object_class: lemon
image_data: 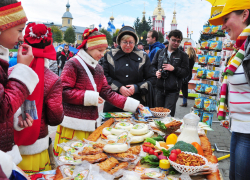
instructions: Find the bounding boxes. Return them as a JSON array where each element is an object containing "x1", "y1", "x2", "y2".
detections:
[{"x1": 166, "y1": 134, "x2": 178, "y2": 145}]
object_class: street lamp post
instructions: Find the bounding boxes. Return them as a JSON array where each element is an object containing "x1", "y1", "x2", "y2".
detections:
[{"x1": 140, "y1": 36, "x2": 143, "y2": 41}]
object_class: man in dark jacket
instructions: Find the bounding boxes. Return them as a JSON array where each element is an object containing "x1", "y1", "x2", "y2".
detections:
[
  {"x1": 147, "y1": 30, "x2": 165, "y2": 62},
  {"x1": 57, "y1": 45, "x2": 73, "y2": 76},
  {"x1": 152, "y1": 29, "x2": 189, "y2": 116}
]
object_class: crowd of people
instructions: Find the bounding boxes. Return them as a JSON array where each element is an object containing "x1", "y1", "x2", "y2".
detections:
[{"x1": 1, "y1": 0, "x2": 250, "y2": 179}]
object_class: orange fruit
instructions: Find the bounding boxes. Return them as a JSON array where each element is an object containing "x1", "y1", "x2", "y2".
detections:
[{"x1": 191, "y1": 142, "x2": 204, "y2": 156}]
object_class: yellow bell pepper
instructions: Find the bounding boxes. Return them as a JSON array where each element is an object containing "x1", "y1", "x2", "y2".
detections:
[{"x1": 166, "y1": 134, "x2": 178, "y2": 145}]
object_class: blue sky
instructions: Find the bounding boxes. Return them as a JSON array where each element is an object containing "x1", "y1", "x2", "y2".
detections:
[{"x1": 21, "y1": 0, "x2": 214, "y2": 43}]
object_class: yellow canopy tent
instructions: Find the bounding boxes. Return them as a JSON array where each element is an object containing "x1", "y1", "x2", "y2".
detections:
[{"x1": 206, "y1": 0, "x2": 226, "y2": 6}]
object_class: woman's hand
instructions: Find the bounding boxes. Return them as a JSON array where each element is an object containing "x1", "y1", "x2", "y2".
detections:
[
  {"x1": 119, "y1": 86, "x2": 131, "y2": 97},
  {"x1": 98, "y1": 96, "x2": 104, "y2": 104},
  {"x1": 138, "y1": 104, "x2": 144, "y2": 111},
  {"x1": 126, "y1": 85, "x2": 135, "y2": 96},
  {"x1": 18, "y1": 113, "x2": 33, "y2": 129},
  {"x1": 17, "y1": 44, "x2": 34, "y2": 66}
]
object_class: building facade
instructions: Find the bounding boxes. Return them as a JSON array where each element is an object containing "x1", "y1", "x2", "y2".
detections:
[{"x1": 152, "y1": 0, "x2": 165, "y2": 34}]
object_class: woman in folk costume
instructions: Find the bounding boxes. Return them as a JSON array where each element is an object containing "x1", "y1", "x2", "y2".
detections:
[
  {"x1": 53, "y1": 28, "x2": 143, "y2": 156},
  {"x1": 13, "y1": 23, "x2": 64, "y2": 174},
  {"x1": 0, "y1": 0, "x2": 39, "y2": 166},
  {"x1": 209, "y1": 0, "x2": 250, "y2": 179}
]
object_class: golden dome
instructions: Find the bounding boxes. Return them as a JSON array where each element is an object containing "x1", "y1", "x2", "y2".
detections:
[
  {"x1": 171, "y1": 18, "x2": 177, "y2": 24},
  {"x1": 153, "y1": 6, "x2": 165, "y2": 16},
  {"x1": 110, "y1": 15, "x2": 114, "y2": 20}
]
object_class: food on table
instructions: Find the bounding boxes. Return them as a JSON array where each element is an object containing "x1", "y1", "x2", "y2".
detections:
[
  {"x1": 59, "y1": 156, "x2": 74, "y2": 162},
  {"x1": 168, "y1": 153, "x2": 177, "y2": 161},
  {"x1": 98, "y1": 157, "x2": 119, "y2": 172},
  {"x1": 87, "y1": 118, "x2": 115, "y2": 142},
  {"x1": 73, "y1": 153, "x2": 108, "y2": 163},
  {"x1": 63, "y1": 146, "x2": 76, "y2": 154},
  {"x1": 103, "y1": 143, "x2": 129, "y2": 153},
  {"x1": 92, "y1": 143, "x2": 105, "y2": 149},
  {"x1": 130, "y1": 135, "x2": 145, "y2": 144},
  {"x1": 74, "y1": 170, "x2": 89, "y2": 180},
  {"x1": 110, "y1": 127, "x2": 126, "y2": 136},
  {"x1": 169, "y1": 141, "x2": 198, "y2": 154},
  {"x1": 166, "y1": 133, "x2": 178, "y2": 145},
  {"x1": 141, "y1": 131, "x2": 154, "y2": 139},
  {"x1": 145, "y1": 137, "x2": 156, "y2": 145},
  {"x1": 115, "y1": 122, "x2": 133, "y2": 130},
  {"x1": 108, "y1": 152, "x2": 136, "y2": 160},
  {"x1": 191, "y1": 142, "x2": 204, "y2": 156},
  {"x1": 159, "y1": 142, "x2": 169, "y2": 149},
  {"x1": 63, "y1": 166, "x2": 75, "y2": 177},
  {"x1": 130, "y1": 124, "x2": 149, "y2": 135},
  {"x1": 71, "y1": 142, "x2": 84, "y2": 148},
  {"x1": 102, "y1": 127, "x2": 112, "y2": 136},
  {"x1": 152, "y1": 135, "x2": 165, "y2": 141},
  {"x1": 150, "y1": 107, "x2": 170, "y2": 112},
  {"x1": 107, "y1": 134, "x2": 118, "y2": 140},
  {"x1": 108, "y1": 162, "x2": 129, "y2": 175},
  {"x1": 107, "y1": 140, "x2": 116, "y2": 144},
  {"x1": 117, "y1": 132, "x2": 128, "y2": 143},
  {"x1": 141, "y1": 155, "x2": 160, "y2": 168},
  {"x1": 165, "y1": 120, "x2": 182, "y2": 130},
  {"x1": 78, "y1": 147, "x2": 103, "y2": 155},
  {"x1": 54, "y1": 166, "x2": 64, "y2": 180},
  {"x1": 173, "y1": 152, "x2": 206, "y2": 166},
  {"x1": 127, "y1": 146, "x2": 141, "y2": 155}
]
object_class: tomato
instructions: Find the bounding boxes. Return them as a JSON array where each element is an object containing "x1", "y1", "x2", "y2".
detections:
[
  {"x1": 146, "y1": 147, "x2": 150, "y2": 153},
  {"x1": 149, "y1": 149, "x2": 154, "y2": 155},
  {"x1": 154, "y1": 152, "x2": 158, "y2": 157},
  {"x1": 171, "y1": 149, "x2": 177, "y2": 154},
  {"x1": 175, "y1": 149, "x2": 181, "y2": 155},
  {"x1": 142, "y1": 146, "x2": 146, "y2": 152},
  {"x1": 169, "y1": 153, "x2": 177, "y2": 161}
]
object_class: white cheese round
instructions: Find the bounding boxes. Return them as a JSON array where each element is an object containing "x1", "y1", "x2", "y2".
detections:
[
  {"x1": 103, "y1": 143, "x2": 129, "y2": 153},
  {"x1": 141, "y1": 130, "x2": 154, "y2": 139},
  {"x1": 110, "y1": 127, "x2": 127, "y2": 136},
  {"x1": 130, "y1": 123, "x2": 149, "y2": 135},
  {"x1": 107, "y1": 135, "x2": 118, "y2": 140},
  {"x1": 102, "y1": 127, "x2": 112, "y2": 136},
  {"x1": 115, "y1": 122, "x2": 133, "y2": 131},
  {"x1": 130, "y1": 135, "x2": 144, "y2": 144}
]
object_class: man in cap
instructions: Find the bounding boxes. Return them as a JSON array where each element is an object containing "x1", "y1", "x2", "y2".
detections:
[{"x1": 137, "y1": 42, "x2": 144, "y2": 51}]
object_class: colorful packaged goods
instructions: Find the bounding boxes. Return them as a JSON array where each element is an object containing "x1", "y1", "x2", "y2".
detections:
[
  {"x1": 210, "y1": 25, "x2": 222, "y2": 34},
  {"x1": 197, "y1": 68, "x2": 206, "y2": 79},
  {"x1": 201, "y1": 112, "x2": 213, "y2": 126},
  {"x1": 204, "y1": 85, "x2": 218, "y2": 95},
  {"x1": 198, "y1": 55, "x2": 208, "y2": 65},
  {"x1": 202, "y1": 25, "x2": 211, "y2": 34},
  {"x1": 194, "y1": 97, "x2": 205, "y2": 109},
  {"x1": 206, "y1": 70, "x2": 214, "y2": 79},
  {"x1": 139, "y1": 107, "x2": 153, "y2": 118},
  {"x1": 209, "y1": 41, "x2": 222, "y2": 51},
  {"x1": 207, "y1": 55, "x2": 215, "y2": 65},
  {"x1": 195, "y1": 83, "x2": 206, "y2": 93},
  {"x1": 203, "y1": 99, "x2": 213, "y2": 112},
  {"x1": 212, "y1": 71, "x2": 220, "y2": 81},
  {"x1": 194, "y1": 109, "x2": 203, "y2": 121},
  {"x1": 200, "y1": 41, "x2": 210, "y2": 50},
  {"x1": 214, "y1": 56, "x2": 221, "y2": 67}
]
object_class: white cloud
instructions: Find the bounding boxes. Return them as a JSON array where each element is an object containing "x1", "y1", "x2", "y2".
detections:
[{"x1": 20, "y1": 0, "x2": 212, "y2": 42}]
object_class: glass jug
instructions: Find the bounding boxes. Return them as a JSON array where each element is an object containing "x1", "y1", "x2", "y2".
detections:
[{"x1": 177, "y1": 108, "x2": 201, "y2": 145}]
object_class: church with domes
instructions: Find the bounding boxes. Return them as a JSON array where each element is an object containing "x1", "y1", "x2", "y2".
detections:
[
  {"x1": 30, "y1": 1, "x2": 88, "y2": 45},
  {"x1": 152, "y1": 0, "x2": 178, "y2": 36}
]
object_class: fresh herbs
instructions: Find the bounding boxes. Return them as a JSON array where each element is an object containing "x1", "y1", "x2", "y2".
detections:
[{"x1": 155, "y1": 121, "x2": 167, "y2": 131}]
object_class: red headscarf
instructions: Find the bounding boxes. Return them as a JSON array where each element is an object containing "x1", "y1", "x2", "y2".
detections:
[{"x1": 14, "y1": 23, "x2": 56, "y2": 146}]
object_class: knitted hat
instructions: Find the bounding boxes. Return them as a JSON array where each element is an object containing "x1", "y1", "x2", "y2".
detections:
[
  {"x1": 77, "y1": 28, "x2": 108, "y2": 50},
  {"x1": 116, "y1": 26, "x2": 139, "y2": 45},
  {"x1": 0, "y1": 2, "x2": 27, "y2": 31}
]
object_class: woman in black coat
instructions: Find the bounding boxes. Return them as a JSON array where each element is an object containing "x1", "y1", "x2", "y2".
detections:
[
  {"x1": 180, "y1": 46, "x2": 196, "y2": 107},
  {"x1": 102, "y1": 26, "x2": 156, "y2": 112}
]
